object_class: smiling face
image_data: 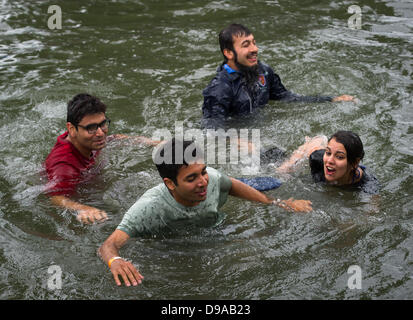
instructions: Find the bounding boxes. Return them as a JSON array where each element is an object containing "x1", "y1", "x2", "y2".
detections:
[
  {"x1": 67, "y1": 112, "x2": 108, "y2": 158},
  {"x1": 224, "y1": 33, "x2": 259, "y2": 70},
  {"x1": 165, "y1": 163, "x2": 209, "y2": 207},
  {"x1": 323, "y1": 138, "x2": 354, "y2": 185}
]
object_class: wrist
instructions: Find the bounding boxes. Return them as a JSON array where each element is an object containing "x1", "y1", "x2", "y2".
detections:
[
  {"x1": 272, "y1": 199, "x2": 282, "y2": 205},
  {"x1": 272, "y1": 199, "x2": 289, "y2": 210},
  {"x1": 108, "y1": 256, "x2": 123, "y2": 268}
]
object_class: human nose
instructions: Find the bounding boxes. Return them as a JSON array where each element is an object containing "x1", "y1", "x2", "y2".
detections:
[
  {"x1": 251, "y1": 43, "x2": 258, "y2": 53},
  {"x1": 95, "y1": 126, "x2": 105, "y2": 136},
  {"x1": 325, "y1": 153, "x2": 334, "y2": 164},
  {"x1": 198, "y1": 175, "x2": 208, "y2": 186}
]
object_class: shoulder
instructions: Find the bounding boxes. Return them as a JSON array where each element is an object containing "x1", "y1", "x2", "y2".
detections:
[
  {"x1": 136, "y1": 183, "x2": 166, "y2": 205},
  {"x1": 206, "y1": 166, "x2": 219, "y2": 177},
  {"x1": 206, "y1": 166, "x2": 227, "y2": 183},
  {"x1": 258, "y1": 61, "x2": 272, "y2": 71},
  {"x1": 46, "y1": 141, "x2": 81, "y2": 176},
  {"x1": 258, "y1": 61, "x2": 276, "y2": 75},
  {"x1": 121, "y1": 184, "x2": 166, "y2": 220},
  {"x1": 46, "y1": 132, "x2": 76, "y2": 162},
  {"x1": 206, "y1": 167, "x2": 232, "y2": 191},
  {"x1": 117, "y1": 184, "x2": 166, "y2": 237},
  {"x1": 206, "y1": 63, "x2": 241, "y2": 84},
  {"x1": 202, "y1": 72, "x2": 235, "y2": 106},
  {"x1": 359, "y1": 166, "x2": 380, "y2": 194}
]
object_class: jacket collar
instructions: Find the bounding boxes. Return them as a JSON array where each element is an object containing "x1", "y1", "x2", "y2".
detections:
[{"x1": 217, "y1": 61, "x2": 264, "y2": 81}]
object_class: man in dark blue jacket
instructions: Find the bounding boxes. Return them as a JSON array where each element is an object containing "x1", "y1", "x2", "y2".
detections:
[{"x1": 202, "y1": 24, "x2": 355, "y2": 129}]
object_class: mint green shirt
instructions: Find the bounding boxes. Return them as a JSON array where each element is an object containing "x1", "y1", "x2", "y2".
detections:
[{"x1": 117, "y1": 167, "x2": 232, "y2": 237}]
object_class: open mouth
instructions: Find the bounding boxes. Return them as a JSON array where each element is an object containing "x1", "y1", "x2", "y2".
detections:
[
  {"x1": 247, "y1": 53, "x2": 257, "y2": 63},
  {"x1": 325, "y1": 165, "x2": 336, "y2": 176}
]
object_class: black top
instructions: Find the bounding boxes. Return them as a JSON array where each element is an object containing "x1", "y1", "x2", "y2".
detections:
[
  {"x1": 201, "y1": 61, "x2": 333, "y2": 129},
  {"x1": 309, "y1": 149, "x2": 380, "y2": 194}
]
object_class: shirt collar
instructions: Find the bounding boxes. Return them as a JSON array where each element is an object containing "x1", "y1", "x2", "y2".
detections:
[{"x1": 223, "y1": 63, "x2": 237, "y2": 74}]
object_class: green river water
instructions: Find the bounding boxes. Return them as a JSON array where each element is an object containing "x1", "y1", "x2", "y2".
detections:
[{"x1": 0, "y1": 0, "x2": 412, "y2": 299}]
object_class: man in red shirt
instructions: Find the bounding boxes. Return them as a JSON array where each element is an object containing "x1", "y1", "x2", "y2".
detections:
[{"x1": 45, "y1": 93, "x2": 156, "y2": 224}]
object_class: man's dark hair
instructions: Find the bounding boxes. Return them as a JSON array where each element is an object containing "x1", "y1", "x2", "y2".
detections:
[
  {"x1": 219, "y1": 23, "x2": 252, "y2": 62},
  {"x1": 67, "y1": 93, "x2": 107, "y2": 126},
  {"x1": 329, "y1": 131, "x2": 365, "y2": 169},
  {"x1": 153, "y1": 138, "x2": 204, "y2": 185}
]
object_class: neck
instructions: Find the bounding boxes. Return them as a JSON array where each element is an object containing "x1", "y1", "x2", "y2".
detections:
[
  {"x1": 226, "y1": 60, "x2": 238, "y2": 71},
  {"x1": 168, "y1": 189, "x2": 200, "y2": 208},
  {"x1": 66, "y1": 135, "x2": 92, "y2": 158},
  {"x1": 335, "y1": 167, "x2": 361, "y2": 186}
]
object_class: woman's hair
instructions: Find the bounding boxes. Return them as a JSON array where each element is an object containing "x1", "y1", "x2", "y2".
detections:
[{"x1": 329, "y1": 130, "x2": 365, "y2": 169}]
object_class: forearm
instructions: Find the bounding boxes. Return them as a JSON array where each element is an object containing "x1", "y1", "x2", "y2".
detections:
[
  {"x1": 284, "y1": 92, "x2": 332, "y2": 103},
  {"x1": 98, "y1": 230, "x2": 129, "y2": 265},
  {"x1": 229, "y1": 178, "x2": 272, "y2": 204},
  {"x1": 111, "y1": 134, "x2": 161, "y2": 146},
  {"x1": 269, "y1": 75, "x2": 331, "y2": 103},
  {"x1": 99, "y1": 240, "x2": 121, "y2": 266},
  {"x1": 98, "y1": 230, "x2": 142, "y2": 286},
  {"x1": 228, "y1": 178, "x2": 312, "y2": 212},
  {"x1": 50, "y1": 195, "x2": 92, "y2": 211},
  {"x1": 50, "y1": 195, "x2": 107, "y2": 224}
]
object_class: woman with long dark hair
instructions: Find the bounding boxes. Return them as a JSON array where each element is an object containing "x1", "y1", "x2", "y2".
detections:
[{"x1": 277, "y1": 131, "x2": 379, "y2": 194}]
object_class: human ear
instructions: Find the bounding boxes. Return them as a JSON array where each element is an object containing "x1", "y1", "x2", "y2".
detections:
[
  {"x1": 66, "y1": 122, "x2": 77, "y2": 137},
  {"x1": 164, "y1": 178, "x2": 176, "y2": 191},
  {"x1": 223, "y1": 48, "x2": 235, "y2": 61}
]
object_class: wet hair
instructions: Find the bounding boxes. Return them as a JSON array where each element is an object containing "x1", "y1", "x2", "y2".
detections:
[
  {"x1": 153, "y1": 138, "x2": 204, "y2": 185},
  {"x1": 219, "y1": 23, "x2": 252, "y2": 62},
  {"x1": 66, "y1": 93, "x2": 106, "y2": 126},
  {"x1": 328, "y1": 131, "x2": 365, "y2": 169}
]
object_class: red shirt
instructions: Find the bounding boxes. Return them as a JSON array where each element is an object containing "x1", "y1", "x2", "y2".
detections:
[{"x1": 45, "y1": 131, "x2": 101, "y2": 196}]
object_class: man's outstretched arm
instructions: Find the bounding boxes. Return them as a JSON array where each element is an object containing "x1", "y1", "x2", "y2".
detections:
[
  {"x1": 50, "y1": 195, "x2": 108, "y2": 224},
  {"x1": 268, "y1": 68, "x2": 356, "y2": 103},
  {"x1": 109, "y1": 134, "x2": 161, "y2": 146},
  {"x1": 229, "y1": 178, "x2": 312, "y2": 212},
  {"x1": 98, "y1": 229, "x2": 144, "y2": 287}
]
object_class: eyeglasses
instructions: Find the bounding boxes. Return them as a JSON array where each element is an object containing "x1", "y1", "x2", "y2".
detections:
[{"x1": 76, "y1": 118, "x2": 111, "y2": 135}]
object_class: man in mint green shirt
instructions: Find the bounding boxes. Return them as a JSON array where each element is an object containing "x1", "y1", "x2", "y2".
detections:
[
  {"x1": 117, "y1": 166, "x2": 232, "y2": 237},
  {"x1": 99, "y1": 139, "x2": 312, "y2": 287}
]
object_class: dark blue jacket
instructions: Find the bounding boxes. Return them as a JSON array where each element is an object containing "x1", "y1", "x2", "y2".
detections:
[{"x1": 202, "y1": 61, "x2": 332, "y2": 128}]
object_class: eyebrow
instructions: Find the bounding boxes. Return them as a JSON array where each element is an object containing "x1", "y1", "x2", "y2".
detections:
[
  {"x1": 326, "y1": 147, "x2": 346, "y2": 155},
  {"x1": 241, "y1": 39, "x2": 254, "y2": 46},
  {"x1": 184, "y1": 166, "x2": 207, "y2": 180},
  {"x1": 80, "y1": 118, "x2": 106, "y2": 127}
]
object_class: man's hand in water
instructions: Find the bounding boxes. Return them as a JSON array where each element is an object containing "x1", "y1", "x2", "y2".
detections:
[
  {"x1": 77, "y1": 206, "x2": 108, "y2": 224},
  {"x1": 332, "y1": 95, "x2": 356, "y2": 102},
  {"x1": 274, "y1": 198, "x2": 313, "y2": 213},
  {"x1": 50, "y1": 195, "x2": 108, "y2": 224}
]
